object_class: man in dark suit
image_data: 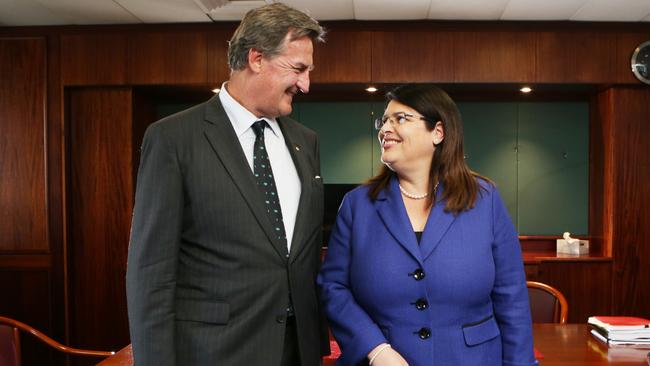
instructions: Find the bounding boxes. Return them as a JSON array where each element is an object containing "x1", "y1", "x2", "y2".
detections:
[{"x1": 126, "y1": 3, "x2": 327, "y2": 365}]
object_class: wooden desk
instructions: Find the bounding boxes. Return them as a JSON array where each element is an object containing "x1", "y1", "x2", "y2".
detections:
[
  {"x1": 97, "y1": 324, "x2": 649, "y2": 365},
  {"x1": 96, "y1": 345, "x2": 131, "y2": 366},
  {"x1": 534, "y1": 324, "x2": 648, "y2": 365}
]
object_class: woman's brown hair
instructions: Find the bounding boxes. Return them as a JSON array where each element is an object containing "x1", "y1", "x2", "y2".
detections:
[{"x1": 367, "y1": 84, "x2": 489, "y2": 214}]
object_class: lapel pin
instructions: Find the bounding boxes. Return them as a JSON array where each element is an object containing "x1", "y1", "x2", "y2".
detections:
[{"x1": 295, "y1": 145, "x2": 300, "y2": 151}]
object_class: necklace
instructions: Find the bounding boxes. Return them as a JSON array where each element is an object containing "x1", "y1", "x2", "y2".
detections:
[{"x1": 399, "y1": 182, "x2": 439, "y2": 200}]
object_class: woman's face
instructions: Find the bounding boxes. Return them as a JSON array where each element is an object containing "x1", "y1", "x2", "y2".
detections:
[{"x1": 378, "y1": 100, "x2": 443, "y2": 174}]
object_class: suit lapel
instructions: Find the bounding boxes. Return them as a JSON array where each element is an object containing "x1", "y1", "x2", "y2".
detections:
[
  {"x1": 375, "y1": 176, "x2": 423, "y2": 266},
  {"x1": 202, "y1": 96, "x2": 289, "y2": 258},
  {"x1": 420, "y1": 184, "x2": 456, "y2": 261},
  {"x1": 278, "y1": 117, "x2": 313, "y2": 262}
]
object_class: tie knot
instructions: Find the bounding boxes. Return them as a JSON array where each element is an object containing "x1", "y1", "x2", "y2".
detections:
[{"x1": 252, "y1": 120, "x2": 266, "y2": 138}]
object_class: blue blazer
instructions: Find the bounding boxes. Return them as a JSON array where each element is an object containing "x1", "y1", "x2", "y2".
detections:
[{"x1": 318, "y1": 177, "x2": 536, "y2": 366}]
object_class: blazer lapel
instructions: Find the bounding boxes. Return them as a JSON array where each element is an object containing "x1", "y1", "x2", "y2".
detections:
[
  {"x1": 277, "y1": 117, "x2": 313, "y2": 262},
  {"x1": 374, "y1": 176, "x2": 423, "y2": 266},
  {"x1": 202, "y1": 96, "x2": 289, "y2": 259},
  {"x1": 420, "y1": 184, "x2": 456, "y2": 261}
]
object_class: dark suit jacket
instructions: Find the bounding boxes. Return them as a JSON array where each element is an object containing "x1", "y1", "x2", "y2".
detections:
[{"x1": 126, "y1": 95, "x2": 327, "y2": 365}]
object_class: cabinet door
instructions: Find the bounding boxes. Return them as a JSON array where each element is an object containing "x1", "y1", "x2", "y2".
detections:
[{"x1": 537, "y1": 261, "x2": 612, "y2": 323}]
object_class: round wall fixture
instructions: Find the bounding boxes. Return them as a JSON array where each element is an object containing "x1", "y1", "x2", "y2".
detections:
[{"x1": 631, "y1": 41, "x2": 650, "y2": 85}]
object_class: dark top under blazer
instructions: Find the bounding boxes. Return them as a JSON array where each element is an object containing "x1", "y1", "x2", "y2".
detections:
[
  {"x1": 126, "y1": 95, "x2": 328, "y2": 366},
  {"x1": 318, "y1": 177, "x2": 537, "y2": 366}
]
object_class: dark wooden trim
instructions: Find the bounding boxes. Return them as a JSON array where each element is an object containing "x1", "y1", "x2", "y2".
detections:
[
  {"x1": 45, "y1": 32, "x2": 71, "y2": 353},
  {"x1": 0, "y1": 255, "x2": 51, "y2": 269}
]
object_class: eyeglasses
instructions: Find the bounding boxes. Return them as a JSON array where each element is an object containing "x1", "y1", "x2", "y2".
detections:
[{"x1": 374, "y1": 112, "x2": 428, "y2": 130}]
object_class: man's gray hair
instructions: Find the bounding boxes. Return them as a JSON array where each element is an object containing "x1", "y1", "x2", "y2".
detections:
[{"x1": 227, "y1": 2, "x2": 326, "y2": 71}]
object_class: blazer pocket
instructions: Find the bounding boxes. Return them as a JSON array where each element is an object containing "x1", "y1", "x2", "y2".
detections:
[
  {"x1": 461, "y1": 315, "x2": 500, "y2": 347},
  {"x1": 175, "y1": 299, "x2": 230, "y2": 324}
]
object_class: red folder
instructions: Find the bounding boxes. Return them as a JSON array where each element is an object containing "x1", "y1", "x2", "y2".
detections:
[{"x1": 589, "y1": 316, "x2": 650, "y2": 331}]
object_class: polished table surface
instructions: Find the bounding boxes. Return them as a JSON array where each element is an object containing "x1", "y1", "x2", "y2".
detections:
[
  {"x1": 96, "y1": 324, "x2": 649, "y2": 365},
  {"x1": 532, "y1": 324, "x2": 648, "y2": 365}
]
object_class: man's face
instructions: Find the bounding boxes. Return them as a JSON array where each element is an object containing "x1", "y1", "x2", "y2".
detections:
[{"x1": 255, "y1": 34, "x2": 314, "y2": 118}]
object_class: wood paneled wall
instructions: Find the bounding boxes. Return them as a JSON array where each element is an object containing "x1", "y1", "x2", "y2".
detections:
[
  {"x1": 370, "y1": 31, "x2": 454, "y2": 82},
  {"x1": 60, "y1": 27, "x2": 233, "y2": 87},
  {"x1": 597, "y1": 87, "x2": 650, "y2": 316},
  {"x1": 0, "y1": 37, "x2": 56, "y2": 365},
  {"x1": 67, "y1": 88, "x2": 134, "y2": 363},
  {"x1": 48, "y1": 23, "x2": 650, "y2": 85},
  {"x1": 536, "y1": 31, "x2": 616, "y2": 83},
  {"x1": 1, "y1": 22, "x2": 650, "y2": 365},
  {"x1": 313, "y1": 31, "x2": 372, "y2": 83},
  {"x1": 0, "y1": 38, "x2": 47, "y2": 251},
  {"x1": 61, "y1": 34, "x2": 128, "y2": 85}
]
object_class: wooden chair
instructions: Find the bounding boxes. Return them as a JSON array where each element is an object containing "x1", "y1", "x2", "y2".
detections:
[
  {"x1": 526, "y1": 281, "x2": 568, "y2": 324},
  {"x1": 0, "y1": 316, "x2": 114, "y2": 366}
]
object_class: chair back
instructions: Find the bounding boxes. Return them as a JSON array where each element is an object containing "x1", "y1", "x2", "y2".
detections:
[
  {"x1": 0, "y1": 316, "x2": 114, "y2": 365},
  {"x1": 526, "y1": 281, "x2": 568, "y2": 324},
  {"x1": 0, "y1": 324, "x2": 20, "y2": 366}
]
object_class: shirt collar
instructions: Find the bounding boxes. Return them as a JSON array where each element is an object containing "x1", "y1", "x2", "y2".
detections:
[{"x1": 218, "y1": 82, "x2": 280, "y2": 138}]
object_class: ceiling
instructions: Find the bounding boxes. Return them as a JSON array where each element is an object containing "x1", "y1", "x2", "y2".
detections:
[{"x1": 1, "y1": 0, "x2": 650, "y2": 26}]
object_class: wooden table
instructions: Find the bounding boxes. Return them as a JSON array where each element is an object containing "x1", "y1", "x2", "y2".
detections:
[
  {"x1": 97, "y1": 324, "x2": 649, "y2": 365},
  {"x1": 533, "y1": 324, "x2": 648, "y2": 365}
]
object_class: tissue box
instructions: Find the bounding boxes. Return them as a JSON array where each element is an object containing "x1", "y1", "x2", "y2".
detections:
[{"x1": 556, "y1": 239, "x2": 589, "y2": 255}]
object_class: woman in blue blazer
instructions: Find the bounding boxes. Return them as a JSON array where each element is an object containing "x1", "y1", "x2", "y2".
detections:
[{"x1": 318, "y1": 84, "x2": 536, "y2": 366}]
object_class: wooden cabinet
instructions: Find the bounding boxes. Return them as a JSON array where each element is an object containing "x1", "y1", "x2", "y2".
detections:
[{"x1": 534, "y1": 260, "x2": 612, "y2": 323}]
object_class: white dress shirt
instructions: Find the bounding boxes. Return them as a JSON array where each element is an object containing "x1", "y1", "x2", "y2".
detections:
[{"x1": 218, "y1": 83, "x2": 301, "y2": 251}]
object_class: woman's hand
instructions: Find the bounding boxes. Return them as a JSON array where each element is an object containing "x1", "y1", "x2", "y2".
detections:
[{"x1": 368, "y1": 344, "x2": 409, "y2": 366}]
